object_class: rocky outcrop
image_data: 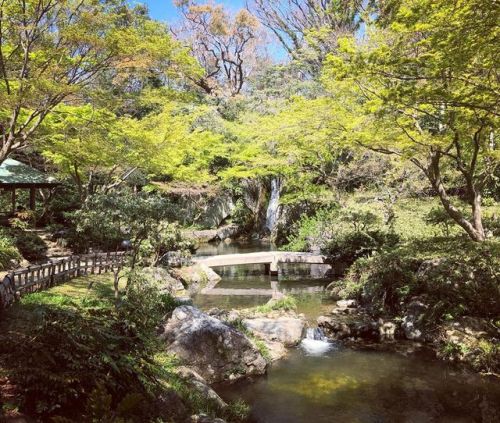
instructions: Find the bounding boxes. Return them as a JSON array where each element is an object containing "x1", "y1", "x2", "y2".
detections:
[
  {"x1": 243, "y1": 317, "x2": 305, "y2": 347},
  {"x1": 170, "y1": 264, "x2": 221, "y2": 293},
  {"x1": 166, "y1": 185, "x2": 235, "y2": 230},
  {"x1": 140, "y1": 266, "x2": 184, "y2": 295},
  {"x1": 175, "y1": 367, "x2": 227, "y2": 411},
  {"x1": 401, "y1": 299, "x2": 429, "y2": 341},
  {"x1": 216, "y1": 224, "x2": 240, "y2": 241},
  {"x1": 207, "y1": 306, "x2": 306, "y2": 362},
  {"x1": 436, "y1": 316, "x2": 500, "y2": 371},
  {"x1": 160, "y1": 306, "x2": 267, "y2": 383},
  {"x1": 201, "y1": 194, "x2": 235, "y2": 229},
  {"x1": 318, "y1": 300, "x2": 398, "y2": 342},
  {"x1": 183, "y1": 229, "x2": 218, "y2": 243}
]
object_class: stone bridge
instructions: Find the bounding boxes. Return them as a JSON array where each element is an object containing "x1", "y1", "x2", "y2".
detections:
[{"x1": 194, "y1": 251, "x2": 328, "y2": 276}]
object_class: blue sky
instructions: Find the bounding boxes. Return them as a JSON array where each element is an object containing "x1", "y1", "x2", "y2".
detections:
[
  {"x1": 131, "y1": 0, "x2": 288, "y2": 61},
  {"x1": 131, "y1": 0, "x2": 247, "y2": 23}
]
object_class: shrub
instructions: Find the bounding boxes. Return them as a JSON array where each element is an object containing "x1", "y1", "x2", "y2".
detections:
[
  {"x1": 0, "y1": 229, "x2": 47, "y2": 262},
  {"x1": 0, "y1": 231, "x2": 21, "y2": 270},
  {"x1": 285, "y1": 206, "x2": 399, "y2": 266},
  {"x1": 252, "y1": 295, "x2": 297, "y2": 313},
  {"x1": 338, "y1": 239, "x2": 500, "y2": 320},
  {"x1": 425, "y1": 206, "x2": 455, "y2": 236},
  {"x1": 0, "y1": 273, "x2": 180, "y2": 421}
]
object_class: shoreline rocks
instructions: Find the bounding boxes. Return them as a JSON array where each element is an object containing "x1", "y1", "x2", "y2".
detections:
[
  {"x1": 159, "y1": 306, "x2": 267, "y2": 383},
  {"x1": 170, "y1": 264, "x2": 221, "y2": 293}
]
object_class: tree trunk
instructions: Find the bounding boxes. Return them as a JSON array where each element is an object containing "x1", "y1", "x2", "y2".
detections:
[{"x1": 427, "y1": 152, "x2": 485, "y2": 242}]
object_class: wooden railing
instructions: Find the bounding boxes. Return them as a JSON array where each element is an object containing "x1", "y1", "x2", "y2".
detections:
[{"x1": 0, "y1": 251, "x2": 127, "y2": 308}]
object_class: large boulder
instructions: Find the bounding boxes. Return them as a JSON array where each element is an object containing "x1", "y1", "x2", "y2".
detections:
[
  {"x1": 175, "y1": 367, "x2": 227, "y2": 411},
  {"x1": 401, "y1": 299, "x2": 429, "y2": 341},
  {"x1": 243, "y1": 317, "x2": 305, "y2": 347},
  {"x1": 183, "y1": 229, "x2": 218, "y2": 243},
  {"x1": 170, "y1": 265, "x2": 221, "y2": 293},
  {"x1": 216, "y1": 224, "x2": 240, "y2": 241},
  {"x1": 140, "y1": 267, "x2": 184, "y2": 295},
  {"x1": 160, "y1": 306, "x2": 267, "y2": 383}
]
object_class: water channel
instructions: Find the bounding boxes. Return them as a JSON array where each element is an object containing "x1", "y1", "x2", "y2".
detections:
[{"x1": 193, "y1": 241, "x2": 500, "y2": 423}]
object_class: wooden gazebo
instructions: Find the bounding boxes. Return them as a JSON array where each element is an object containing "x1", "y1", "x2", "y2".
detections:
[{"x1": 0, "y1": 159, "x2": 59, "y2": 213}]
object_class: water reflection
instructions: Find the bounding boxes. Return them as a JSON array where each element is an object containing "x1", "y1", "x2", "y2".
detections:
[
  {"x1": 193, "y1": 241, "x2": 500, "y2": 422},
  {"x1": 218, "y1": 348, "x2": 500, "y2": 423}
]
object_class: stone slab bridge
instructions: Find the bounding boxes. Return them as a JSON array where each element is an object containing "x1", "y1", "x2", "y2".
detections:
[{"x1": 194, "y1": 251, "x2": 328, "y2": 276}]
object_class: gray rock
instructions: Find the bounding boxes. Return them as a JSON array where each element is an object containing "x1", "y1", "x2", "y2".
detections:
[
  {"x1": 160, "y1": 306, "x2": 267, "y2": 383},
  {"x1": 402, "y1": 299, "x2": 428, "y2": 341},
  {"x1": 336, "y1": 299, "x2": 358, "y2": 308},
  {"x1": 185, "y1": 229, "x2": 218, "y2": 243},
  {"x1": 140, "y1": 266, "x2": 184, "y2": 295},
  {"x1": 201, "y1": 194, "x2": 235, "y2": 228},
  {"x1": 317, "y1": 315, "x2": 379, "y2": 340},
  {"x1": 171, "y1": 264, "x2": 221, "y2": 293},
  {"x1": 216, "y1": 224, "x2": 240, "y2": 241},
  {"x1": 243, "y1": 317, "x2": 305, "y2": 347},
  {"x1": 176, "y1": 366, "x2": 227, "y2": 411},
  {"x1": 378, "y1": 319, "x2": 397, "y2": 341}
]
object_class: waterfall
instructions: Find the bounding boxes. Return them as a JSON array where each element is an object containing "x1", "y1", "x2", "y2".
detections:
[
  {"x1": 300, "y1": 327, "x2": 336, "y2": 356},
  {"x1": 265, "y1": 178, "x2": 281, "y2": 232}
]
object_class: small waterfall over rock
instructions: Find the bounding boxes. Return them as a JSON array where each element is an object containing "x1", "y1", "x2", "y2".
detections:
[
  {"x1": 300, "y1": 327, "x2": 335, "y2": 356},
  {"x1": 265, "y1": 178, "x2": 281, "y2": 233}
]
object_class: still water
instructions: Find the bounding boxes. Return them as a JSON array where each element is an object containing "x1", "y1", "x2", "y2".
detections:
[{"x1": 193, "y1": 241, "x2": 500, "y2": 422}]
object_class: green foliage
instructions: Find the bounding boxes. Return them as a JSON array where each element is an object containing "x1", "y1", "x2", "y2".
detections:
[
  {"x1": 425, "y1": 207, "x2": 456, "y2": 237},
  {"x1": 322, "y1": 0, "x2": 499, "y2": 241},
  {"x1": 224, "y1": 399, "x2": 251, "y2": 421},
  {"x1": 0, "y1": 0, "x2": 199, "y2": 162},
  {"x1": 286, "y1": 205, "x2": 399, "y2": 265},
  {"x1": 0, "y1": 271, "x2": 182, "y2": 421},
  {"x1": 142, "y1": 221, "x2": 196, "y2": 266},
  {"x1": 0, "y1": 228, "x2": 47, "y2": 262},
  {"x1": 69, "y1": 191, "x2": 174, "y2": 257},
  {"x1": 339, "y1": 238, "x2": 500, "y2": 319},
  {"x1": 0, "y1": 231, "x2": 21, "y2": 270},
  {"x1": 252, "y1": 295, "x2": 298, "y2": 314}
]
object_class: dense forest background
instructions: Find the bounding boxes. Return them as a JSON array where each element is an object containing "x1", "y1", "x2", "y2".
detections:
[{"x1": 0, "y1": 0, "x2": 499, "y2": 421}]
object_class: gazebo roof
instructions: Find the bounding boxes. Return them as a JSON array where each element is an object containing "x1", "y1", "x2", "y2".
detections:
[{"x1": 0, "y1": 159, "x2": 58, "y2": 188}]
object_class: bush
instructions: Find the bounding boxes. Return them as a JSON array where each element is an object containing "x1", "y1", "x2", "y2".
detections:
[
  {"x1": 141, "y1": 221, "x2": 196, "y2": 266},
  {"x1": 252, "y1": 295, "x2": 297, "y2": 313},
  {"x1": 0, "y1": 273, "x2": 181, "y2": 421},
  {"x1": 285, "y1": 206, "x2": 399, "y2": 266},
  {"x1": 0, "y1": 232, "x2": 21, "y2": 270},
  {"x1": 0, "y1": 229, "x2": 47, "y2": 262},
  {"x1": 338, "y1": 239, "x2": 500, "y2": 320}
]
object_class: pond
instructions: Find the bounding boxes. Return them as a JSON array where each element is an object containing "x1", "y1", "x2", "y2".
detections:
[{"x1": 193, "y1": 241, "x2": 500, "y2": 422}]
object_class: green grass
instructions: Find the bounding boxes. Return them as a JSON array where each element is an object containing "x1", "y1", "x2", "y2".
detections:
[
  {"x1": 346, "y1": 192, "x2": 499, "y2": 242},
  {"x1": 252, "y1": 295, "x2": 297, "y2": 314},
  {"x1": 0, "y1": 274, "x2": 125, "y2": 332}
]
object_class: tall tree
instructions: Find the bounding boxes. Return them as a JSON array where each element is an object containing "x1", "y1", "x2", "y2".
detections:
[
  {"x1": 0, "y1": 0, "x2": 190, "y2": 164},
  {"x1": 324, "y1": 0, "x2": 499, "y2": 241},
  {"x1": 248, "y1": 0, "x2": 363, "y2": 72},
  {"x1": 174, "y1": 0, "x2": 266, "y2": 97}
]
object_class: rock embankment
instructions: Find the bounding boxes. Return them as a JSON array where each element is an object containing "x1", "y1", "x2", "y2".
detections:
[
  {"x1": 318, "y1": 300, "x2": 397, "y2": 342},
  {"x1": 208, "y1": 303, "x2": 307, "y2": 362},
  {"x1": 159, "y1": 306, "x2": 267, "y2": 383}
]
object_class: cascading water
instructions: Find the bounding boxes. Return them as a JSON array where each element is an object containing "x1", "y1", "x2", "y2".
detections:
[
  {"x1": 300, "y1": 327, "x2": 335, "y2": 356},
  {"x1": 265, "y1": 178, "x2": 281, "y2": 233}
]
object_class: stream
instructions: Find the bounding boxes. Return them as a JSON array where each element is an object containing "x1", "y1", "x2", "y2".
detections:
[{"x1": 193, "y1": 241, "x2": 500, "y2": 422}]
